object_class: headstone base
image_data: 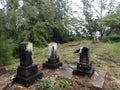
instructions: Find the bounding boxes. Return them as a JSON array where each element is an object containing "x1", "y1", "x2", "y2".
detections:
[
  {"x1": 43, "y1": 61, "x2": 62, "y2": 69},
  {"x1": 47, "y1": 57, "x2": 60, "y2": 63},
  {"x1": 77, "y1": 62, "x2": 92, "y2": 70},
  {"x1": 13, "y1": 72, "x2": 42, "y2": 87},
  {"x1": 17, "y1": 64, "x2": 38, "y2": 77},
  {"x1": 43, "y1": 57, "x2": 62, "y2": 69},
  {"x1": 72, "y1": 66, "x2": 94, "y2": 77}
]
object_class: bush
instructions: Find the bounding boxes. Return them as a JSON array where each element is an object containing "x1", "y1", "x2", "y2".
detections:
[
  {"x1": 0, "y1": 39, "x2": 14, "y2": 65},
  {"x1": 35, "y1": 78, "x2": 61, "y2": 90},
  {"x1": 102, "y1": 34, "x2": 120, "y2": 42},
  {"x1": 101, "y1": 36, "x2": 111, "y2": 43},
  {"x1": 109, "y1": 34, "x2": 120, "y2": 42},
  {"x1": 12, "y1": 44, "x2": 19, "y2": 58},
  {"x1": 68, "y1": 35, "x2": 82, "y2": 42}
]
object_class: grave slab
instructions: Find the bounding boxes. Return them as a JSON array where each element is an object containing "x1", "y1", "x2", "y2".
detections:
[
  {"x1": 59, "y1": 64, "x2": 106, "y2": 90},
  {"x1": 91, "y1": 71, "x2": 106, "y2": 89}
]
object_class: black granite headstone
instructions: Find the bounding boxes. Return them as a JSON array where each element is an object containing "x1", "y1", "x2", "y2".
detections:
[
  {"x1": 13, "y1": 42, "x2": 43, "y2": 87},
  {"x1": 43, "y1": 42, "x2": 62, "y2": 69},
  {"x1": 19, "y1": 42, "x2": 33, "y2": 66},
  {"x1": 73, "y1": 46, "x2": 94, "y2": 77}
]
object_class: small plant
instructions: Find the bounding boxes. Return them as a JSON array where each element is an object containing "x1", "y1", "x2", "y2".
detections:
[
  {"x1": 35, "y1": 78, "x2": 61, "y2": 90},
  {"x1": 57, "y1": 76, "x2": 77, "y2": 89}
]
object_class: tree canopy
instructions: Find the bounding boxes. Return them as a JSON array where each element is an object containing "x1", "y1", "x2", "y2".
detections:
[
  {"x1": 102, "y1": 4, "x2": 120, "y2": 29},
  {"x1": 0, "y1": 0, "x2": 72, "y2": 46}
]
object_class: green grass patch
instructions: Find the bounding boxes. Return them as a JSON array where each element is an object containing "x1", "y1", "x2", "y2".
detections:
[
  {"x1": 64, "y1": 59, "x2": 77, "y2": 64},
  {"x1": 33, "y1": 47, "x2": 47, "y2": 62},
  {"x1": 57, "y1": 76, "x2": 77, "y2": 89},
  {"x1": 4, "y1": 59, "x2": 19, "y2": 70},
  {"x1": 109, "y1": 42, "x2": 120, "y2": 55}
]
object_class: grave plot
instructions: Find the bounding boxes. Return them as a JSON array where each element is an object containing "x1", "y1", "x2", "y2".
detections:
[
  {"x1": 43, "y1": 42, "x2": 62, "y2": 69},
  {"x1": 13, "y1": 42, "x2": 43, "y2": 87},
  {"x1": 1, "y1": 41, "x2": 120, "y2": 90},
  {"x1": 72, "y1": 46, "x2": 94, "y2": 77}
]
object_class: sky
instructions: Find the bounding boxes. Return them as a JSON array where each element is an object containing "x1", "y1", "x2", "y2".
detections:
[{"x1": 0, "y1": 3, "x2": 3, "y2": 9}]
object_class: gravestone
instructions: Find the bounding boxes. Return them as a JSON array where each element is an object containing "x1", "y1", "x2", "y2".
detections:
[
  {"x1": 72, "y1": 46, "x2": 94, "y2": 77},
  {"x1": 92, "y1": 36, "x2": 98, "y2": 44},
  {"x1": 92, "y1": 32, "x2": 100, "y2": 44},
  {"x1": 13, "y1": 42, "x2": 43, "y2": 87},
  {"x1": 43, "y1": 42, "x2": 62, "y2": 69}
]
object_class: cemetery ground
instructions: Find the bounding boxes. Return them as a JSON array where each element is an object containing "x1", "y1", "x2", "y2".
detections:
[{"x1": 0, "y1": 40, "x2": 120, "y2": 90}]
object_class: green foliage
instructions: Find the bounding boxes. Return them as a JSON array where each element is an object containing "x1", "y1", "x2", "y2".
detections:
[
  {"x1": 102, "y1": 3, "x2": 120, "y2": 29},
  {"x1": 0, "y1": 0, "x2": 72, "y2": 50},
  {"x1": 29, "y1": 22, "x2": 48, "y2": 46},
  {"x1": 102, "y1": 34, "x2": 120, "y2": 42},
  {"x1": 35, "y1": 78, "x2": 61, "y2": 90},
  {"x1": 81, "y1": 0, "x2": 100, "y2": 38},
  {"x1": 0, "y1": 39, "x2": 14, "y2": 65},
  {"x1": 101, "y1": 36, "x2": 111, "y2": 43},
  {"x1": 12, "y1": 44, "x2": 19, "y2": 58},
  {"x1": 102, "y1": 12, "x2": 120, "y2": 28},
  {"x1": 108, "y1": 34, "x2": 120, "y2": 42},
  {"x1": 57, "y1": 76, "x2": 77, "y2": 89},
  {"x1": 7, "y1": 0, "x2": 70, "y2": 45},
  {"x1": 69, "y1": 35, "x2": 82, "y2": 41},
  {"x1": 0, "y1": 9, "x2": 7, "y2": 39},
  {"x1": 0, "y1": 9, "x2": 15, "y2": 65},
  {"x1": 0, "y1": 0, "x2": 119, "y2": 48}
]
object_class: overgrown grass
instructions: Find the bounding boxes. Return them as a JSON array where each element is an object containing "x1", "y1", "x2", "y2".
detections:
[
  {"x1": 57, "y1": 76, "x2": 77, "y2": 89},
  {"x1": 4, "y1": 40, "x2": 120, "y2": 78},
  {"x1": 33, "y1": 47, "x2": 47, "y2": 62},
  {"x1": 109, "y1": 42, "x2": 120, "y2": 61},
  {"x1": 5, "y1": 60, "x2": 19, "y2": 70},
  {"x1": 94, "y1": 42, "x2": 120, "y2": 63}
]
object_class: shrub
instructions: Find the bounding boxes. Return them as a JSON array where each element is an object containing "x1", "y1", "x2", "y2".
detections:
[
  {"x1": 0, "y1": 39, "x2": 14, "y2": 65},
  {"x1": 35, "y1": 78, "x2": 61, "y2": 90},
  {"x1": 68, "y1": 35, "x2": 82, "y2": 42},
  {"x1": 12, "y1": 44, "x2": 19, "y2": 58},
  {"x1": 102, "y1": 34, "x2": 120, "y2": 42},
  {"x1": 101, "y1": 36, "x2": 111, "y2": 43},
  {"x1": 109, "y1": 34, "x2": 120, "y2": 42}
]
